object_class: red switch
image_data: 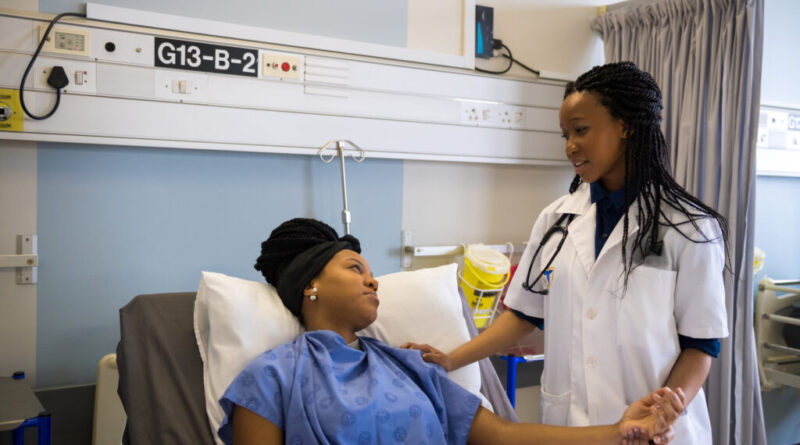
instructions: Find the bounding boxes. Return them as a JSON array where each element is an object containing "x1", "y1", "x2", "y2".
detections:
[{"x1": 281, "y1": 62, "x2": 290, "y2": 72}]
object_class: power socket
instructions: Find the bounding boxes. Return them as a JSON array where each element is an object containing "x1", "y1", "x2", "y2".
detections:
[{"x1": 459, "y1": 100, "x2": 526, "y2": 129}]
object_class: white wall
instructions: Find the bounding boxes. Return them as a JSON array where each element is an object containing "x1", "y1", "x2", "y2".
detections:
[
  {"x1": 476, "y1": 0, "x2": 606, "y2": 79},
  {"x1": 407, "y1": 0, "x2": 464, "y2": 56},
  {"x1": 403, "y1": 0, "x2": 606, "y2": 267},
  {"x1": 402, "y1": 161, "x2": 572, "y2": 266}
]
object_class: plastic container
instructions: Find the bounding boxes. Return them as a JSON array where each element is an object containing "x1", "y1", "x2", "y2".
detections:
[{"x1": 459, "y1": 244, "x2": 511, "y2": 328}]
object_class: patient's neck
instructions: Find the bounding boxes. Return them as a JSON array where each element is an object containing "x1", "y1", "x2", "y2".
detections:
[{"x1": 304, "y1": 318, "x2": 358, "y2": 344}]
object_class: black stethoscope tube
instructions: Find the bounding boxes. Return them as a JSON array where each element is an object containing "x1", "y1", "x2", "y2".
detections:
[{"x1": 521, "y1": 213, "x2": 576, "y2": 295}]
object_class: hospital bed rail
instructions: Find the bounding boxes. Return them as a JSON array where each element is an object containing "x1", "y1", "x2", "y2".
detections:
[{"x1": 756, "y1": 278, "x2": 800, "y2": 390}]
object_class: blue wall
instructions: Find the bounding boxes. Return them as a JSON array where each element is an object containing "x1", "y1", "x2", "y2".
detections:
[
  {"x1": 33, "y1": 0, "x2": 408, "y2": 389},
  {"x1": 36, "y1": 144, "x2": 403, "y2": 387},
  {"x1": 754, "y1": 176, "x2": 800, "y2": 281},
  {"x1": 40, "y1": 0, "x2": 407, "y2": 48}
]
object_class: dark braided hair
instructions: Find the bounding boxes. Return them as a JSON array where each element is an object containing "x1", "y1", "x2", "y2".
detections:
[
  {"x1": 564, "y1": 62, "x2": 728, "y2": 282},
  {"x1": 254, "y1": 218, "x2": 361, "y2": 287}
]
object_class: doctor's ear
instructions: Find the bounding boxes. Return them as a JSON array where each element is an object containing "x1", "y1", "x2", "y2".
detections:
[{"x1": 621, "y1": 124, "x2": 633, "y2": 139}]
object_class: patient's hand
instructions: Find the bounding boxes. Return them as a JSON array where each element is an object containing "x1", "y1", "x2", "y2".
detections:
[
  {"x1": 619, "y1": 387, "x2": 685, "y2": 444},
  {"x1": 400, "y1": 342, "x2": 455, "y2": 371}
]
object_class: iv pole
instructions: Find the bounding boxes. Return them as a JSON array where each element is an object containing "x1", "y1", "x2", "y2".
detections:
[{"x1": 317, "y1": 140, "x2": 366, "y2": 235}]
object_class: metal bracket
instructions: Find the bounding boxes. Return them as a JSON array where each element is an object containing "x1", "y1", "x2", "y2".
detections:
[
  {"x1": 0, "y1": 235, "x2": 38, "y2": 284},
  {"x1": 317, "y1": 140, "x2": 366, "y2": 235},
  {"x1": 401, "y1": 230, "x2": 412, "y2": 269}
]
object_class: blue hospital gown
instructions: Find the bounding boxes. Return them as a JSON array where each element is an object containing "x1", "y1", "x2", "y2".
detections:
[{"x1": 218, "y1": 330, "x2": 480, "y2": 445}]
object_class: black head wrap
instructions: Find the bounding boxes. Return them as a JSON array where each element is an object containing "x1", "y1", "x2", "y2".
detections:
[{"x1": 254, "y1": 218, "x2": 361, "y2": 321}]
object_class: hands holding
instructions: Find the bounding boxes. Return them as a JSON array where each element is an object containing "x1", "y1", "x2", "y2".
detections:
[
  {"x1": 404, "y1": 343, "x2": 687, "y2": 445},
  {"x1": 619, "y1": 387, "x2": 686, "y2": 445},
  {"x1": 401, "y1": 342, "x2": 456, "y2": 371}
]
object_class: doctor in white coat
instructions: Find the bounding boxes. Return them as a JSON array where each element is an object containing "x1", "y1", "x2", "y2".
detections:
[{"x1": 405, "y1": 62, "x2": 729, "y2": 444}]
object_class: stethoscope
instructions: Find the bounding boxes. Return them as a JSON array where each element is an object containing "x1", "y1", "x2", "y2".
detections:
[
  {"x1": 521, "y1": 211, "x2": 665, "y2": 295},
  {"x1": 522, "y1": 213, "x2": 576, "y2": 295}
]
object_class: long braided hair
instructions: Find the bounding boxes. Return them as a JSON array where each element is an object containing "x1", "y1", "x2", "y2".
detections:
[{"x1": 565, "y1": 62, "x2": 728, "y2": 281}]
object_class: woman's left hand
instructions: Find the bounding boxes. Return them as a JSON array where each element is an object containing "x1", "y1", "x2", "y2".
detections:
[{"x1": 619, "y1": 387, "x2": 686, "y2": 444}]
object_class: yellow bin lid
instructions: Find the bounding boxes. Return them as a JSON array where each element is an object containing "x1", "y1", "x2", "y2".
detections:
[{"x1": 465, "y1": 244, "x2": 510, "y2": 275}]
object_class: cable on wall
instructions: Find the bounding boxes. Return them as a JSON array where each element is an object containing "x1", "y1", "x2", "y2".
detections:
[
  {"x1": 475, "y1": 39, "x2": 541, "y2": 78},
  {"x1": 19, "y1": 12, "x2": 87, "y2": 120}
]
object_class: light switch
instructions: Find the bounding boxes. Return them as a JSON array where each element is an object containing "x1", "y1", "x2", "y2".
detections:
[{"x1": 172, "y1": 80, "x2": 191, "y2": 94}]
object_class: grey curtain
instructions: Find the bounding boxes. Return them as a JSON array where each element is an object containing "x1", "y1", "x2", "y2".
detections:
[{"x1": 592, "y1": 1, "x2": 765, "y2": 444}]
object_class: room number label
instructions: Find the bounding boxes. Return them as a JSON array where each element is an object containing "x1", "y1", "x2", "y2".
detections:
[{"x1": 155, "y1": 37, "x2": 257, "y2": 77}]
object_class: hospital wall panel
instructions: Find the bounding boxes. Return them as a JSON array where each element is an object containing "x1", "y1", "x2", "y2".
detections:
[
  {"x1": 0, "y1": 11, "x2": 566, "y2": 165},
  {"x1": 39, "y1": 0, "x2": 408, "y2": 49},
  {"x1": 35, "y1": 143, "x2": 402, "y2": 387}
]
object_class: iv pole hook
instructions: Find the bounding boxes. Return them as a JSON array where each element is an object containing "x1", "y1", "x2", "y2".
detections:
[{"x1": 317, "y1": 140, "x2": 366, "y2": 235}]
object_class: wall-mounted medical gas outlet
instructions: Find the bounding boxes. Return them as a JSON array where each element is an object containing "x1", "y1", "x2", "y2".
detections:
[
  {"x1": 260, "y1": 50, "x2": 304, "y2": 81},
  {"x1": 38, "y1": 25, "x2": 91, "y2": 57},
  {"x1": 0, "y1": 104, "x2": 11, "y2": 121},
  {"x1": 0, "y1": 89, "x2": 23, "y2": 132}
]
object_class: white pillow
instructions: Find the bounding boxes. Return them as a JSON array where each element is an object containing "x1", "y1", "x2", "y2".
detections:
[
  {"x1": 194, "y1": 264, "x2": 483, "y2": 444},
  {"x1": 194, "y1": 272, "x2": 303, "y2": 444},
  {"x1": 358, "y1": 264, "x2": 482, "y2": 399}
]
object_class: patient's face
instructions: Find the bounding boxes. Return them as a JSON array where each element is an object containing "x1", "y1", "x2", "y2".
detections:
[{"x1": 313, "y1": 250, "x2": 380, "y2": 331}]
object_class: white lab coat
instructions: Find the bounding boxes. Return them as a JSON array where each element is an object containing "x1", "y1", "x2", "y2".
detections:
[{"x1": 504, "y1": 183, "x2": 728, "y2": 444}]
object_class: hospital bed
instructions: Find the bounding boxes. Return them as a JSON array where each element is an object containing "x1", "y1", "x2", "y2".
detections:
[{"x1": 115, "y1": 285, "x2": 518, "y2": 444}]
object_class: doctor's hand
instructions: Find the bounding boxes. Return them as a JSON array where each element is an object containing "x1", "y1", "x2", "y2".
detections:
[
  {"x1": 618, "y1": 387, "x2": 686, "y2": 445},
  {"x1": 400, "y1": 342, "x2": 455, "y2": 372}
]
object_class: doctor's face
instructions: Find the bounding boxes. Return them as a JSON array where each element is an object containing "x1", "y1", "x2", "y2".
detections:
[
  {"x1": 307, "y1": 249, "x2": 380, "y2": 332},
  {"x1": 559, "y1": 91, "x2": 627, "y2": 192}
]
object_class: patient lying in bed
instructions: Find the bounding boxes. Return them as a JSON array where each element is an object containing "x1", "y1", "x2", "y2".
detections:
[{"x1": 217, "y1": 218, "x2": 684, "y2": 445}]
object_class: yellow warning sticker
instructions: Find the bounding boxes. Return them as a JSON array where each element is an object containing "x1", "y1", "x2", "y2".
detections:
[{"x1": 0, "y1": 89, "x2": 23, "y2": 132}]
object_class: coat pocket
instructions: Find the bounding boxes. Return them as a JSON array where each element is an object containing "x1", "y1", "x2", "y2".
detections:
[
  {"x1": 615, "y1": 265, "x2": 677, "y2": 349},
  {"x1": 539, "y1": 387, "x2": 570, "y2": 426}
]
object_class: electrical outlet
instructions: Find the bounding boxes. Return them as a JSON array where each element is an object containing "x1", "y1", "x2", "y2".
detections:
[
  {"x1": 33, "y1": 58, "x2": 96, "y2": 95},
  {"x1": 459, "y1": 100, "x2": 527, "y2": 129},
  {"x1": 493, "y1": 106, "x2": 526, "y2": 129},
  {"x1": 260, "y1": 50, "x2": 304, "y2": 81},
  {"x1": 460, "y1": 101, "x2": 481, "y2": 125}
]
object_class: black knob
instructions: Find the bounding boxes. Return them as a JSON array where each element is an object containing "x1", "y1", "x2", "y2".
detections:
[{"x1": 105, "y1": 41, "x2": 116, "y2": 52}]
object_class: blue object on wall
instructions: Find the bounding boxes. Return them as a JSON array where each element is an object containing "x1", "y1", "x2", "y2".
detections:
[
  {"x1": 37, "y1": 144, "x2": 402, "y2": 387},
  {"x1": 475, "y1": 5, "x2": 494, "y2": 59}
]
